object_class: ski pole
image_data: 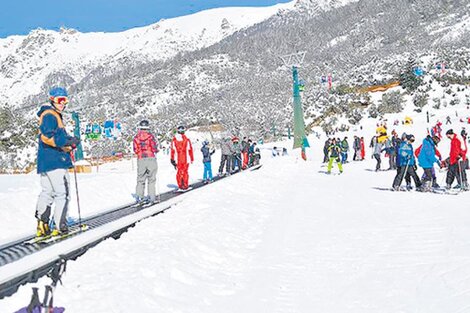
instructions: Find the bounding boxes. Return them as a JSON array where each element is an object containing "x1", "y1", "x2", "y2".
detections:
[
  {"x1": 398, "y1": 158, "x2": 411, "y2": 189},
  {"x1": 458, "y1": 160, "x2": 464, "y2": 191},
  {"x1": 70, "y1": 157, "x2": 83, "y2": 229}
]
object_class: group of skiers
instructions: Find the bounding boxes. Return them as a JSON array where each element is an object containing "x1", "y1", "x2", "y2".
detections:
[
  {"x1": 34, "y1": 87, "x2": 262, "y2": 240},
  {"x1": 368, "y1": 123, "x2": 469, "y2": 191},
  {"x1": 133, "y1": 124, "x2": 262, "y2": 198},
  {"x1": 323, "y1": 136, "x2": 366, "y2": 174}
]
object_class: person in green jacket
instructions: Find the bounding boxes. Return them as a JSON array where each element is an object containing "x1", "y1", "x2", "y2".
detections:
[{"x1": 327, "y1": 138, "x2": 343, "y2": 174}]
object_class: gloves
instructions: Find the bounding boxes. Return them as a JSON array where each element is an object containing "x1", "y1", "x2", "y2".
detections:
[
  {"x1": 170, "y1": 159, "x2": 177, "y2": 169},
  {"x1": 65, "y1": 136, "x2": 80, "y2": 149}
]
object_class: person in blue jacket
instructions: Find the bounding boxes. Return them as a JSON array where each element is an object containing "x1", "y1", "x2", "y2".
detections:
[
  {"x1": 35, "y1": 87, "x2": 80, "y2": 238},
  {"x1": 201, "y1": 140, "x2": 215, "y2": 183},
  {"x1": 392, "y1": 134, "x2": 422, "y2": 190},
  {"x1": 418, "y1": 135, "x2": 441, "y2": 190}
]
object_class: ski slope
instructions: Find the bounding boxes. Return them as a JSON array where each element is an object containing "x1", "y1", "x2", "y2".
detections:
[{"x1": 1, "y1": 107, "x2": 470, "y2": 311}]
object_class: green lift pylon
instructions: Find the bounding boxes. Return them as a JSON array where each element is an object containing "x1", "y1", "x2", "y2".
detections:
[
  {"x1": 281, "y1": 52, "x2": 309, "y2": 160},
  {"x1": 71, "y1": 112, "x2": 84, "y2": 161}
]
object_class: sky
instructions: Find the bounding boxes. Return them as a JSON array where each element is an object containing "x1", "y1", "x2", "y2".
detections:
[{"x1": 0, "y1": 0, "x2": 291, "y2": 38}]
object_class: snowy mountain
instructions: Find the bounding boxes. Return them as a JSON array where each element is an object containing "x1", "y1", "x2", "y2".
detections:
[
  {"x1": 0, "y1": 2, "x2": 295, "y2": 106},
  {"x1": 2, "y1": 0, "x2": 470, "y2": 171}
]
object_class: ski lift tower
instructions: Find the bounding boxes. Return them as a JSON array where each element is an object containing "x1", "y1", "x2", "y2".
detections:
[{"x1": 280, "y1": 51, "x2": 310, "y2": 160}]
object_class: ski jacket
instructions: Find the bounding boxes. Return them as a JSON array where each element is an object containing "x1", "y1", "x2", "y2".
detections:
[
  {"x1": 373, "y1": 142, "x2": 383, "y2": 155},
  {"x1": 220, "y1": 139, "x2": 233, "y2": 155},
  {"x1": 449, "y1": 134, "x2": 463, "y2": 165},
  {"x1": 353, "y1": 137, "x2": 361, "y2": 150},
  {"x1": 417, "y1": 137, "x2": 439, "y2": 169},
  {"x1": 340, "y1": 140, "x2": 349, "y2": 152},
  {"x1": 36, "y1": 105, "x2": 73, "y2": 174},
  {"x1": 133, "y1": 130, "x2": 158, "y2": 159},
  {"x1": 171, "y1": 134, "x2": 194, "y2": 165},
  {"x1": 328, "y1": 144, "x2": 341, "y2": 158},
  {"x1": 398, "y1": 141, "x2": 415, "y2": 166},
  {"x1": 201, "y1": 145, "x2": 215, "y2": 163}
]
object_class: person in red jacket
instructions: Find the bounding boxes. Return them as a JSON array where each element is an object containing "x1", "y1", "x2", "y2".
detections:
[
  {"x1": 360, "y1": 137, "x2": 365, "y2": 160},
  {"x1": 133, "y1": 120, "x2": 159, "y2": 202},
  {"x1": 445, "y1": 129, "x2": 467, "y2": 189},
  {"x1": 171, "y1": 125, "x2": 194, "y2": 190}
]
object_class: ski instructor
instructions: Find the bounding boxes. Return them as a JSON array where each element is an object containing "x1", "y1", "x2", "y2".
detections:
[
  {"x1": 35, "y1": 87, "x2": 80, "y2": 238},
  {"x1": 170, "y1": 125, "x2": 194, "y2": 190}
]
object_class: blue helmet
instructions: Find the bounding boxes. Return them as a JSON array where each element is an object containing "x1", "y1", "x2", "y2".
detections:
[{"x1": 49, "y1": 87, "x2": 68, "y2": 98}]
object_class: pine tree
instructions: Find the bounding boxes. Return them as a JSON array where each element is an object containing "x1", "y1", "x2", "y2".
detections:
[{"x1": 399, "y1": 58, "x2": 423, "y2": 92}]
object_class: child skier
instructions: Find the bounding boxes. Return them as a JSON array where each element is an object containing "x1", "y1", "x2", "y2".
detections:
[
  {"x1": 392, "y1": 134, "x2": 422, "y2": 191},
  {"x1": 201, "y1": 140, "x2": 215, "y2": 183},
  {"x1": 327, "y1": 138, "x2": 343, "y2": 174},
  {"x1": 417, "y1": 135, "x2": 441, "y2": 191},
  {"x1": 170, "y1": 125, "x2": 194, "y2": 191},
  {"x1": 133, "y1": 120, "x2": 158, "y2": 202}
]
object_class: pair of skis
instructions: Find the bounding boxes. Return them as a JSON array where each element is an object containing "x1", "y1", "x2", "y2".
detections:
[{"x1": 26, "y1": 224, "x2": 89, "y2": 245}]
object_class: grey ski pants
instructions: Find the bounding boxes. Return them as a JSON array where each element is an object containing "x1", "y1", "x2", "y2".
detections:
[
  {"x1": 136, "y1": 157, "x2": 158, "y2": 201},
  {"x1": 36, "y1": 168, "x2": 70, "y2": 231}
]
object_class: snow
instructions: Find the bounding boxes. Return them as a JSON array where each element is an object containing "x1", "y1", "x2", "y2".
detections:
[{"x1": 1, "y1": 104, "x2": 470, "y2": 311}]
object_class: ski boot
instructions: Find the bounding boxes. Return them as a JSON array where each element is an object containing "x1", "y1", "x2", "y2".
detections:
[
  {"x1": 405, "y1": 184, "x2": 412, "y2": 191},
  {"x1": 36, "y1": 220, "x2": 51, "y2": 238},
  {"x1": 52, "y1": 226, "x2": 69, "y2": 237}
]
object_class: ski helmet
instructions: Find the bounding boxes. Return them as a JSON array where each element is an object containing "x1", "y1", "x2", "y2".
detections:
[
  {"x1": 177, "y1": 125, "x2": 185, "y2": 134},
  {"x1": 139, "y1": 120, "x2": 150, "y2": 130},
  {"x1": 48, "y1": 87, "x2": 68, "y2": 105}
]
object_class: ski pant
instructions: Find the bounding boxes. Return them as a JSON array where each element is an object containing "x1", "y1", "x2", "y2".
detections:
[
  {"x1": 421, "y1": 168, "x2": 434, "y2": 187},
  {"x1": 219, "y1": 154, "x2": 231, "y2": 174},
  {"x1": 232, "y1": 154, "x2": 242, "y2": 171},
  {"x1": 393, "y1": 165, "x2": 421, "y2": 188},
  {"x1": 389, "y1": 154, "x2": 397, "y2": 170},
  {"x1": 341, "y1": 152, "x2": 348, "y2": 164},
  {"x1": 36, "y1": 168, "x2": 70, "y2": 231},
  {"x1": 136, "y1": 157, "x2": 158, "y2": 201},
  {"x1": 176, "y1": 163, "x2": 190, "y2": 189},
  {"x1": 203, "y1": 162, "x2": 213, "y2": 181},
  {"x1": 353, "y1": 148, "x2": 361, "y2": 161},
  {"x1": 327, "y1": 157, "x2": 343, "y2": 173},
  {"x1": 446, "y1": 161, "x2": 468, "y2": 186},
  {"x1": 373, "y1": 153, "x2": 381, "y2": 171},
  {"x1": 323, "y1": 150, "x2": 329, "y2": 163},
  {"x1": 242, "y1": 152, "x2": 249, "y2": 169}
]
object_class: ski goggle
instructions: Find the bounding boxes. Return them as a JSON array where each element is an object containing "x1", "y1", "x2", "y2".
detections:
[{"x1": 50, "y1": 96, "x2": 69, "y2": 105}]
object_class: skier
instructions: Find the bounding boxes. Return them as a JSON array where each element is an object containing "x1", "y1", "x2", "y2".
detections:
[
  {"x1": 35, "y1": 87, "x2": 80, "y2": 237},
  {"x1": 353, "y1": 135, "x2": 361, "y2": 161},
  {"x1": 460, "y1": 128, "x2": 469, "y2": 189},
  {"x1": 201, "y1": 140, "x2": 215, "y2": 183},
  {"x1": 340, "y1": 137, "x2": 349, "y2": 164},
  {"x1": 251, "y1": 142, "x2": 261, "y2": 166},
  {"x1": 392, "y1": 134, "x2": 422, "y2": 191},
  {"x1": 218, "y1": 137, "x2": 233, "y2": 175},
  {"x1": 241, "y1": 137, "x2": 250, "y2": 169},
  {"x1": 170, "y1": 125, "x2": 194, "y2": 190},
  {"x1": 417, "y1": 135, "x2": 441, "y2": 191},
  {"x1": 323, "y1": 138, "x2": 331, "y2": 163},
  {"x1": 360, "y1": 137, "x2": 365, "y2": 160},
  {"x1": 132, "y1": 120, "x2": 158, "y2": 202},
  {"x1": 327, "y1": 138, "x2": 343, "y2": 174},
  {"x1": 415, "y1": 136, "x2": 442, "y2": 188},
  {"x1": 231, "y1": 137, "x2": 242, "y2": 172},
  {"x1": 371, "y1": 136, "x2": 383, "y2": 171},
  {"x1": 446, "y1": 116, "x2": 452, "y2": 125}
]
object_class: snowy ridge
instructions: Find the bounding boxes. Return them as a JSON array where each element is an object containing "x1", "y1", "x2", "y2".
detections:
[{"x1": 0, "y1": 2, "x2": 294, "y2": 106}]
